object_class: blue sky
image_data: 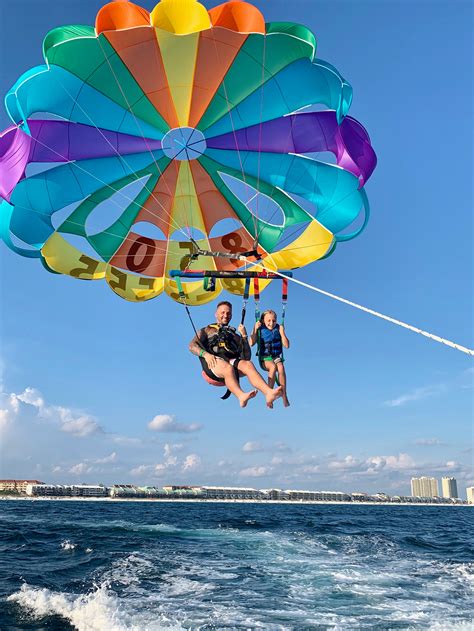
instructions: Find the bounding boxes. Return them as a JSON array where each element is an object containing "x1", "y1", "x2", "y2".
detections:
[{"x1": 0, "y1": 0, "x2": 472, "y2": 496}]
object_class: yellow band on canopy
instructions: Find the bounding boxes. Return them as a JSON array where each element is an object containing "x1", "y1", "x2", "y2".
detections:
[{"x1": 151, "y1": 0, "x2": 211, "y2": 34}]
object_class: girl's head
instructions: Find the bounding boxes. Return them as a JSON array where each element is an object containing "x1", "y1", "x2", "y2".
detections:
[{"x1": 260, "y1": 310, "x2": 277, "y2": 330}]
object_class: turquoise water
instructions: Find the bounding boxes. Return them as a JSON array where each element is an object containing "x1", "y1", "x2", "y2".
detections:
[{"x1": 1, "y1": 501, "x2": 472, "y2": 629}]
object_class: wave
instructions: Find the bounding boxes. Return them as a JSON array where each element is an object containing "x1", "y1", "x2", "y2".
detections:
[{"x1": 7, "y1": 583, "x2": 184, "y2": 631}]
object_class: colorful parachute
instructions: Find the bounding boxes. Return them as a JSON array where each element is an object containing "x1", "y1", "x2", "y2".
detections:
[{"x1": 0, "y1": 0, "x2": 376, "y2": 304}]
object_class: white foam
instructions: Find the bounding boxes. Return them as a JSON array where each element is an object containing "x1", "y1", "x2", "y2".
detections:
[
  {"x1": 8, "y1": 583, "x2": 184, "y2": 631},
  {"x1": 60, "y1": 540, "x2": 77, "y2": 551}
]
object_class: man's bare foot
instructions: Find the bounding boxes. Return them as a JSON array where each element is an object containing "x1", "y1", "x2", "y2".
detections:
[
  {"x1": 239, "y1": 390, "x2": 258, "y2": 408},
  {"x1": 266, "y1": 386, "x2": 283, "y2": 409},
  {"x1": 283, "y1": 396, "x2": 290, "y2": 407}
]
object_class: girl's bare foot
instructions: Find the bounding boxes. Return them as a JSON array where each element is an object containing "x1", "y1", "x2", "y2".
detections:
[
  {"x1": 283, "y1": 396, "x2": 290, "y2": 407},
  {"x1": 266, "y1": 386, "x2": 283, "y2": 409},
  {"x1": 239, "y1": 390, "x2": 258, "y2": 408}
]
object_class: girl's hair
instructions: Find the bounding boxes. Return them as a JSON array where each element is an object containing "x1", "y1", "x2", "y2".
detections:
[{"x1": 260, "y1": 309, "x2": 277, "y2": 325}]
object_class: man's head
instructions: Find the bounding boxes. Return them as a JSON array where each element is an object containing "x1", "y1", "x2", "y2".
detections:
[{"x1": 215, "y1": 301, "x2": 233, "y2": 326}]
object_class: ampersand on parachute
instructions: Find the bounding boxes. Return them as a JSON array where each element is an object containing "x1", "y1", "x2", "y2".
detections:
[{"x1": 0, "y1": 0, "x2": 376, "y2": 402}]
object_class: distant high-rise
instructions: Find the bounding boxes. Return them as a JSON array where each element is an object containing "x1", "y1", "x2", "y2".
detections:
[
  {"x1": 441, "y1": 477, "x2": 458, "y2": 499},
  {"x1": 411, "y1": 477, "x2": 439, "y2": 497},
  {"x1": 467, "y1": 487, "x2": 474, "y2": 504}
]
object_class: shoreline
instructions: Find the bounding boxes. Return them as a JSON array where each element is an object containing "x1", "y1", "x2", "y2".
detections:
[{"x1": 0, "y1": 496, "x2": 469, "y2": 506}]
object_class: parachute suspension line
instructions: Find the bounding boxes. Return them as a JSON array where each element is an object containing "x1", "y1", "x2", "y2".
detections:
[
  {"x1": 209, "y1": 31, "x2": 257, "y2": 243},
  {"x1": 244, "y1": 259, "x2": 474, "y2": 357},
  {"x1": 48, "y1": 69, "x2": 188, "y2": 243},
  {"x1": 95, "y1": 38, "x2": 190, "y2": 242},
  {"x1": 175, "y1": 275, "x2": 203, "y2": 348},
  {"x1": 254, "y1": 31, "x2": 267, "y2": 238}
]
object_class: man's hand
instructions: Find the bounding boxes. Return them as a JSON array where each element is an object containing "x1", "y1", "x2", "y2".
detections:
[
  {"x1": 204, "y1": 352, "x2": 219, "y2": 371},
  {"x1": 238, "y1": 324, "x2": 248, "y2": 338}
]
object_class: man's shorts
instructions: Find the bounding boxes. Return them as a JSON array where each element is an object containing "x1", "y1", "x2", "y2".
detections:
[
  {"x1": 261, "y1": 355, "x2": 283, "y2": 364},
  {"x1": 201, "y1": 356, "x2": 239, "y2": 382}
]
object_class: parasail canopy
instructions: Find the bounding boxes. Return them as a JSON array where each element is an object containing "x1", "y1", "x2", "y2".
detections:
[{"x1": 0, "y1": 0, "x2": 376, "y2": 305}]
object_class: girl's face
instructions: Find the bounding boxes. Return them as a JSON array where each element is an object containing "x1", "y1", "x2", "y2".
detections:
[{"x1": 263, "y1": 312, "x2": 277, "y2": 330}]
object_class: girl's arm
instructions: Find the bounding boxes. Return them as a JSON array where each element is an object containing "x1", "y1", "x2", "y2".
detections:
[
  {"x1": 280, "y1": 324, "x2": 290, "y2": 348},
  {"x1": 249, "y1": 321, "x2": 261, "y2": 346}
]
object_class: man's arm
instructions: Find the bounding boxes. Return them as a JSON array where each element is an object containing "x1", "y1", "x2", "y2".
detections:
[
  {"x1": 189, "y1": 328, "x2": 206, "y2": 357},
  {"x1": 238, "y1": 324, "x2": 251, "y2": 360}
]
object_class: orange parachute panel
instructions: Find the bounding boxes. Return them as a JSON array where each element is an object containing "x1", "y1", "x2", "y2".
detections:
[
  {"x1": 208, "y1": 1, "x2": 265, "y2": 33},
  {"x1": 96, "y1": 1, "x2": 150, "y2": 34}
]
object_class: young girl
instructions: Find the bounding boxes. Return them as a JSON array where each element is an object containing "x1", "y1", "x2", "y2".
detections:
[{"x1": 250, "y1": 310, "x2": 290, "y2": 407}]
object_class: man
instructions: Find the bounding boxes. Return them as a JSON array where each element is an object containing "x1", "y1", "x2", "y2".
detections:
[{"x1": 189, "y1": 301, "x2": 283, "y2": 408}]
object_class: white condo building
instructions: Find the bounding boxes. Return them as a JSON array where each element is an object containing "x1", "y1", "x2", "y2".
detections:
[
  {"x1": 441, "y1": 477, "x2": 458, "y2": 499},
  {"x1": 467, "y1": 487, "x2": 474, "y2": 504},
  {"x1": 411, "y1": 477, "x2": 439, "y2": 497}
]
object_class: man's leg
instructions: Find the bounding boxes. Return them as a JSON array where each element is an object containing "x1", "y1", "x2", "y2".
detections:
[
  {"x1": 237, "y1": 360, "x2": 283, "y2": 408},
  {"x1": 212, "y1": 359, "x2": 257, "y2": 408}
]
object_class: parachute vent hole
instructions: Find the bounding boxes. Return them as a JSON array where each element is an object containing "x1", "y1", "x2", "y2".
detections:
[
  {"x1": 306, "y1": 151, "x2": 337, "y2": 165},
  {"x1": 52, "y1": 201, "x2": 83, "y2": 230},
  {"x1": 58, "y1": 234, "x2": 103, "y2": 260},
  {"x1": 132, "y1": 221, "x2": 166, "y2": 241},
  {"x1": 169, "y1": 227, "x2": 206, "y2": 242},
  {"x1": 26, "y1": 162, "x2": 62, "y2": 177},
  {"x1": 219, "y1": 173, "x2": 284, "y2": 226},
  {"x1": 9, "y1": 232, "x2": 40, "y2": 253},
  {"x1": 84, "y1": 174, "x2": 153, "y2": 237},
  {"x1": 208, "y1": 218, "x2": 243, "y2": 239}
]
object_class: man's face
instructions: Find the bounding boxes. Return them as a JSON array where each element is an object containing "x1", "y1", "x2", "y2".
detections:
[{"x1": 215, "y1": 304, "x2": 232, "y2": 325}]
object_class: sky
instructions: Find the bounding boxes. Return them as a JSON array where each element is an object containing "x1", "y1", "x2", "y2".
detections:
[{"x1": 0, "y1": 0, "x2": 472, "y2": 496}]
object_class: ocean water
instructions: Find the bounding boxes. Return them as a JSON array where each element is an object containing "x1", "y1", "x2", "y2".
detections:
[{"x1": 0, "y1": 501, "x2": 472, "y2": 630}]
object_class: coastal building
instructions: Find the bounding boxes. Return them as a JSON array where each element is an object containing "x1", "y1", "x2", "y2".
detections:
[
  {"x1": 441, "y1": 477, "x2": 458, "y2": 499},
  {"x1": 26, "y1": 484, "x2": 107, "y2": 497},
  {"x1": 286, "y1": 490, "x2": 351, "y2": 502},
  {"x1": 467, "y1": 487, "x2": 474, "y2": 504},
  {"x1": 261, "y1": 489, "x2": 289, "y2": 500},
  {"x1": 411, "y1": 477, "x2": 439, "y2": 497},
  {"x1": 0, "y1": 479, "x2": 44, "y2": 494},
  {"x1": 200, "y1": 486, "x2": 264, "y2": 500}
]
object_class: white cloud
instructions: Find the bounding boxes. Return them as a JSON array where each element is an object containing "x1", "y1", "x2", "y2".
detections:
[
  {"x1": 130, "y1": 464, "x2": 153, "y2": 477},
  {"x1": 414, "y1": 438, "x2": 445, "y2": 446},
  {"x1": 274, "y1": 441, "x2": 292, "y2": 453},
  {"x1": 11, "y1": 387, "x2": 103, "y2": 438},
  {"x1": 148, "y1": 414, "x2": 202, "y2": 434},
  {"x1": 69, "y1": 463, "x2": 93, "y2": 475},
  {"x1": 242, "y1": 441, "x2": 264, "y2": 453},
  {"x1": 95, "y1": 452, "x2": 117, "y2": 464},
  {"x1": 112, "y1": 435, "x2": 142, "y2": 446},
  {"x1": 240, "y1": 466, "x2": 270, "y2": 478},
  {"x1": 301, "y1": 465, "x2": 320, "y2": 474},
  {"x1": 164, "y1": 443, "x2": 183, "y2": 458},
  {"x1": 384, "y1": 385, "x2": 446, "y2": 407},
  {"x1": 182, "y1": 454, "x2": 201, "y2": 472},
  {"x1": 60, "y1": 415, "x2": 101, "y2": 438},
  {"x1": 0, "y1": 408, "x2": 12, "y2": 434},
  {"x1": 14, "y1": 387, "x2": 45, "y2": 409},
  {"x1": 328, "y1": 455, "x2": 360, "y2": 471}
]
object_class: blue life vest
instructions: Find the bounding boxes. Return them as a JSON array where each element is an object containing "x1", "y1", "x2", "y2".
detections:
[{"x1": 259, "y1": 326, "x2": 283, "y2": 358}]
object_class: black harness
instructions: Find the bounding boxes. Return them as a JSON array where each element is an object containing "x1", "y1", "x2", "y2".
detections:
[{"x1": 200, "y1": 324, "x2": 242, "y2": 400}]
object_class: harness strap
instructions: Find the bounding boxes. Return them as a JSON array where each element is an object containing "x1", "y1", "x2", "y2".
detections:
[{"x1": 241, "y1": 277, "x2": 251, "y2": 326}]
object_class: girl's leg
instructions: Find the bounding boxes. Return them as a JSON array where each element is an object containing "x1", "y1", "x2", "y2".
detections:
[
  {"x1": 265, "y1": 360, "x2": 277, "y2": 388},
  {"x1": 276, "y1": 362, "x2": 290, "y2": 407},
  {"x1": 236, "y1": 360, "x2": 283, "y2": 408}
]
